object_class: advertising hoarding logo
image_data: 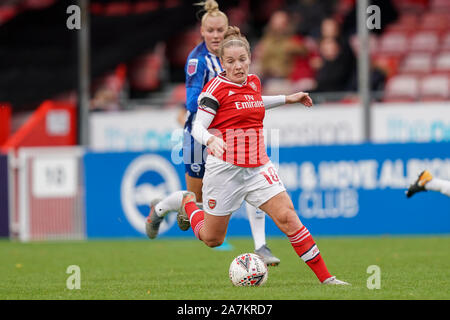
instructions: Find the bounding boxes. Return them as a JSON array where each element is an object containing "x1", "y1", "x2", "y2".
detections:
[{"x1": 121, "y1": 154, "x2": 181, "y2": 235}]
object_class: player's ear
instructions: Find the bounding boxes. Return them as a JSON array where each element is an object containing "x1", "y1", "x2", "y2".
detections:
[{"x1": 200, "y1": 24, "x2": 205, "y2": 38}]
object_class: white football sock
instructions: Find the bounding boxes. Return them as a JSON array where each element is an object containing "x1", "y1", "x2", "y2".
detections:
[
  {"x1": 154, "y1": 190, "x2": 185, "y2": 217},
  {"x1": 426, "y1": 178, "x2": 450, "y2": 197},
  {"x1": 245, "y1": 202, "x2": 266, "y2": 250}
]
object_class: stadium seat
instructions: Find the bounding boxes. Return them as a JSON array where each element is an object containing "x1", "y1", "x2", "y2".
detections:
[
  {"x1": 385, "y1": 13, "x2": 418, "y2": 33},
  {"x1": 409, "y1": 31, "x2": 440, "y2": 53},
  {"x1": 372, "y1": 54, "x2": 402, "y2": 78},
  {"x1": 420, "y1": 12, "x2": 449, "y2": 30},
  {"x1": 128, "y1": 47, "x2": 165, "y2": 91},
  {"x1": 400, "y1": 53, "x2": 433, "y2": 74},
  {"x1": 419, "y1": 75, "x2": 449, "y2": 101},
  {"x1": 377, "y1": 32, "x2": 409, "y2": 56},
  {"x1": 384, "y1": 74, "x2": 419, "y2": 102},
  {"x1": 23, "y1": 0, "x2": 56, "y2": 9},
  {"x1": 0, "y1": 5, "x2": 18, "y2": 25},
  {"x1": 394, "y1": 0, "x2": 428, "y2": 13},
  {"x1": 349, "y1": 34, "x2": 378, "y2": 56},
  {"x1": 440, "y1": 32, "x2": 450, "y2": 52},
  {"x1": 429, "y1": 0, "x2": 450, "y2": 11},
  {"x1": 433, "y1": 52, "x2": 450, "y2": 74},
  {"x1": 165, "y1": 84, "x2": 186, "y2": 108},
  {"x1": 103, "y1": 3, "x2": 132, "y2": 15}
]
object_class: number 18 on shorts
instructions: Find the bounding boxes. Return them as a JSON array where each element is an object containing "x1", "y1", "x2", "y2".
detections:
[{"x1": 202, "y1": 157, "x2": 286, "y2": 216}]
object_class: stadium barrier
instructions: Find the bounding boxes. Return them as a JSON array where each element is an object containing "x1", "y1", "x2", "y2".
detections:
[
  {"x1": 1, "y1": 100, "x2": 77, "y2": 153},
  {"x1": 10, "y1": 147, "x2": 85, "y2": 241},
  {"x1": 0, "y1": 103, "x2": 11, "y2": 145},
  {"x1": 0, "y1": 152, "x2": 9, "y2": 237},
  {"x1": 89, "y1": 101, "x2": 450, "y2": 152},
  {"x1": 84, "y1": 142, "x2": 450, "y2": 238}
]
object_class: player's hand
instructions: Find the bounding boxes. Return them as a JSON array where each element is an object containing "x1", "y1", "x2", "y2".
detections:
[
  {"x1": 207, "y1": 136, "x2": 227, "y2": 158},
  {"x1": 286, "y1": 92, "x2": 313, "y2": 107}
]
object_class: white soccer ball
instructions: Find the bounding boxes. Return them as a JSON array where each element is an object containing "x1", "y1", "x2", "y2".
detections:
[{"x1": 229, "y1": 253, "x2": 268, "y2": 287}]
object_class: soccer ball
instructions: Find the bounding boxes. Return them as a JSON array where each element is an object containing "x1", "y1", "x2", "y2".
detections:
[{"x1": 229, "y1": 253, "x2": 268, "y2": 287}]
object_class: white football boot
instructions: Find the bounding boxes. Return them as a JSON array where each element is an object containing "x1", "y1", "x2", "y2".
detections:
[
  {"x1": 254, "y1": 245, "x2": 281, "y2": 266},
  {"x1": 322, "y1": 276, "x2": 350, "y2": 285}
]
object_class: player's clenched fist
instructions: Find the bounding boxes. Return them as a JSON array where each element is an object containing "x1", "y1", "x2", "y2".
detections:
[{"x1": 207, "y1": 136, "x2": 227, "y2": 158}]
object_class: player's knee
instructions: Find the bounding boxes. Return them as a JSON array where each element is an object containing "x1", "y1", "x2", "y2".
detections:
[{"x1": 203, "y1": 237, "x2": 224, "y2": 248}]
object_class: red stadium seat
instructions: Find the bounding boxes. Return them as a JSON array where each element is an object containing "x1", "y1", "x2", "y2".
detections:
[
  {"x1": 433, "y1": 52, "x2": 450, "y2": 74},
  {"x1": 419, "y1": 12, "x2": 449, "y2": 31},
  {"x1": 429, "y1": 0, "x2": 450, "y2": 11},
  {"x1": 372, "y1": 54, "x2": 402, "y2": 78},
  {"x1": 400, "y1": 53, "x2": 433, "y2": 74},
  {"x1": 349, "y1": 34, "x2": 378, "y2": 56},
  {"x1": 384, "y1": 74, "x2": 419, "y2": 102},
  {"x1": 419, "y1": 75, "x2": 450, "y2": 101},
  {"x1": 377, "y1": 32, "x2": 409, "y2": 56},
  {"x1": 128, "y1": 47, "x2": 165, "y2": 91},
  {"x1": 394, "y1": 0, "x2": 428, "y2": 13},
  {"x1": 165, "y1": 84, "x2": 186, "y2": 108},
  {"x1": 0, "y1": 5, "x2": 18, "y2": 25},
  {"x1": 440, "y1": 32, "x2": 450, "y2": 52},
  {"x1": 409, "y1": 31, "x2": 440, "y2": 53},
  {"x1": 385, "y1": 13, "x2": 418, "y2": 33}
]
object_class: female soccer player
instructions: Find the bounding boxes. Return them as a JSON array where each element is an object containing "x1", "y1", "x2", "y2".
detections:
[
  {"x1": 147, "y1": 0, "x2": 280, "y2": 265},
  {"x1": 159, "y1": 26, "x2": 349, "y2": 285}
]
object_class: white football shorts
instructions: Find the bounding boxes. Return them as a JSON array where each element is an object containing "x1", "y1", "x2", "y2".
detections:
[{"x1": 202, "y1": 156, "x2": 286, "y2": 216}]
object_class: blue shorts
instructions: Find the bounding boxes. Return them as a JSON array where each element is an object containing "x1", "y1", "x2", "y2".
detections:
[{"x1": 183, "y1": 112, "x2": 207, "y2": 178}]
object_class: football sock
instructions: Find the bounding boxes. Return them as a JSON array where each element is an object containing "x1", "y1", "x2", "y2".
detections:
[
  {"x1": 245, "y1": 202, "x2": 266, "y2": 250},
  {"x1": 426, "y1": 178, "x2": 450, "y2": 197},
  {"x1": 184, "y1": 201, "x2": 204, "y2": 240},
  {"x1": 288, "y1": 226, "x2": 332, "y2": 283},
  {"x1": 154, "y1": 191, "x2": 185, "y2": 217}
]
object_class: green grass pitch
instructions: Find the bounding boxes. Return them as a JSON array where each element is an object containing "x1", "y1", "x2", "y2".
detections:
[{"x1": 1, "y1": 236, "x2": 449, "y2": 300}]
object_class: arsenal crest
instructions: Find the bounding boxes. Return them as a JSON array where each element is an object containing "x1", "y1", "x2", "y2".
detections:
[
  {"x1": 249, "y1": 81, "x2": 257, "y2": 91},
  {"x1": 208, "y1": 199, "x2": 216, "y2": 209}
]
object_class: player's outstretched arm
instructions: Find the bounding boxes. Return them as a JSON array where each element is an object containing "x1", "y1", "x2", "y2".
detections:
[
  {"x1": 285, "y1": 92, "x2": 313, "y2": 107},
  {"x1": 262, "y1": 92, "x2": 313, "y2": 110}
]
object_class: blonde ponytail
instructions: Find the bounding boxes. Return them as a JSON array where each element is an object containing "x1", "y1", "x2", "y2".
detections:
[{"x1": 195, "y1": 0, "x2": 228, "y2": 26}]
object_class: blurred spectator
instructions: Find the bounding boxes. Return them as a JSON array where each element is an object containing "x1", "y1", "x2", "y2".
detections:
[
  {"x1": 286, "y1": 0, "x2": 336, "y2": 39},
  {"x1": 312, "y1": 36, "x2": 355, "y2": 92},
  {"x1": 321, "y1": 17, "x2": 341, "y2": 39},
  {"x1": 252, "y1": 10, "x2": 310, "y2": 83}
]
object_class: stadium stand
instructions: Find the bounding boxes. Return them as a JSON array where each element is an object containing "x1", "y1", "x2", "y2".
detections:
[
  {"x1": 419, "y1": 74, "x2": 450, "y2": 101},
  {"x1": 383, "y1": 74, "x2": 420, "y2": 102},
  {"x1": 0, "y1": 0, "x2": 448, "y2": 117},
  {"x1": 379, "y1": 0, "x2": 450, "y2": 101}
]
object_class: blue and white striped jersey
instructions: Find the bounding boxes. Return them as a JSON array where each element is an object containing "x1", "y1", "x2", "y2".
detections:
[{"x1": 184, "y1": 41, "x2": 223, "y2": 116}]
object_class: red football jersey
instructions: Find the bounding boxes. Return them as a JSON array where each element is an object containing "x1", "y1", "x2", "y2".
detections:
[{"x1": 198, "y1": 73, "x2": 270, "y2": 167}]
